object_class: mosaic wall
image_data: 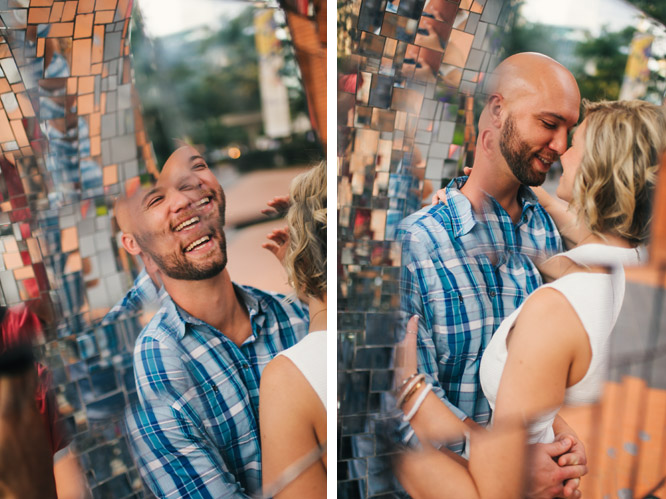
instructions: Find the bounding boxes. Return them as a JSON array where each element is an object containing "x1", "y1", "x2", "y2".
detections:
[
  {"x1": 337, "y1": 0, "x2": 513, "y2": 496},
  {"x1": 0, "y1": 0, "x2": 159, "y2": 497},
  {"x1": 0, "y1": 1, "x2": 324, "y2": 497}
]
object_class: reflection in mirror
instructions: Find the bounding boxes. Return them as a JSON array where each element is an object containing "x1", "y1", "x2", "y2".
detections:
[
  {"x1": 339, "y1": 0, "x2": 666, "y2": 495},
  {"x1": 1, "y1": 0, "x2": 323, "y2": 496}
]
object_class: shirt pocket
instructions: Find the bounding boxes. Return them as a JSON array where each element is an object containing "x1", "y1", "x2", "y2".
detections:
[
  {"x1": 198, "y1": 377, "x2": 256, "y2": 453},
  {"x1": 430, "y1": 290, "x2": 484, "y2": 379}
]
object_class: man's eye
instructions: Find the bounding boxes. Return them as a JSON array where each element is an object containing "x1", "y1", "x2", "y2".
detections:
[
  {"x1": 147, "y1": 196, "x2": 163, "y2": 208},
  {"x1": 541, "y1": 120, "x2": 556, "y2": 129},
  {"x1": 193, "y1": 163, "x2": 207, "y2": 170}
]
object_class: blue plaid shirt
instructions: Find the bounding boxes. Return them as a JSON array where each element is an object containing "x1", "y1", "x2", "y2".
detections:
[
  {"x1": 101, "y1": 269, "x2": 162, "y2": 325},
  {"x1": 126, "y1": 285, "x2": 308, "y2": 498},
  {"x1": 397, "y1": 177, "x2": 562, "y2": 427}
]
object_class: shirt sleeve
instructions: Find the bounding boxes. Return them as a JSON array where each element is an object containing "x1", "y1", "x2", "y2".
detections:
[
  {"x1": 397, "y1": 224, "x2": 468, "y2": 422},
  {"x1": 129, "y1": 336, "x2": 250, "y2": 499},
  {"x1": 102, "y1": 269, "x2": 160, "y2": 325}
]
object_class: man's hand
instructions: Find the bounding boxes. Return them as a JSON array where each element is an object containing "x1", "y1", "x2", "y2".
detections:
[
  {"x1": 526, "y1": 438, "x2": 587, "y2": 499},
  {"x1": 262, "y1": 226, "x2": 290, "y2": 265},
  {"x1": 554, "y1": 417, "x2": 588, "y2": 497},
  {"x1": 0, "y1": 367, "x2": 57, "y2": 499},
  {"x1": 261, "y1": 195, "x2": 290, "y2": 217}
]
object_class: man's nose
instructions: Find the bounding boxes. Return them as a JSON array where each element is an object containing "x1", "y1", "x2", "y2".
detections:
[
  {"x1": 168, "y1": 185, "x2": 197, "y2": 212},
  {"x1": 549, "y1": 128, "x2": 568, "y2": 155}
]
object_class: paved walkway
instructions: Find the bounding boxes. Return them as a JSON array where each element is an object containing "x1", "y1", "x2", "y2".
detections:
[{"x1": 220, "y1": 165, "x2": 308, "y2": 294}]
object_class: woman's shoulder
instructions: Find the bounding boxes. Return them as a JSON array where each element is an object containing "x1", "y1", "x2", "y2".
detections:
[
  {"x1": 514, "y1": 287, "x2": 587, "y2": 351},
  {"x1": 262, "y1": 332, "x2": 327, "y2": 409}
]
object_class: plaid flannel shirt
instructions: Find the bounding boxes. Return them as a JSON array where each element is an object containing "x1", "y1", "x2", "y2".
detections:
[
  {"x1": 102, "y1": 268, "x2": 162, "y2": 325},
  {"x1": 126, "y1": 285, "x2": 308, "y2": 498},
  {"x1": 397, "y1": 177, "x2": 562, "y2": 428}
]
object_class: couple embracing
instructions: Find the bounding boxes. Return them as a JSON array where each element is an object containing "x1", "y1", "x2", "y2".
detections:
[{"x1": 395, "y1": 52, "x2": 663, "y2": 498}]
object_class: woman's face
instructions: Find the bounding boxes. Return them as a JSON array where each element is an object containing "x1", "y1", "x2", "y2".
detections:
[{"x1": 556, "y1": 119, "x2": 587, "y2": 202}]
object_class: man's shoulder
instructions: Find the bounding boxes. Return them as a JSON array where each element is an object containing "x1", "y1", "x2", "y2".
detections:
[
  {"x1": 397, "y1": 203, "x2": 457, "y2": 249},
  {"x1": 399, "y1": 203, "x2": 455, "y2": 232},
  {"x1": 134, "y1": 301, "x2": 182, "y2": 353},
  {"x1": 238, "y1": 284, "x2": 308, "y2": 318}
]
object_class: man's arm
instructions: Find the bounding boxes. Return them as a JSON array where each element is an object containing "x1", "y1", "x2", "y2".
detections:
[
  {"x1": 129, "y1": 337, "x2": 251, "y2": 498},
  {"x1": 397, "y1": 226, "x2": 469, "y2": 426}
]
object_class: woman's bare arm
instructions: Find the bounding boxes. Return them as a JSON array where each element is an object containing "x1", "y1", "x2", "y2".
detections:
[
  {"x1": 493, "y1": 288, "x2": 589, "y2": 498},
  {"x1": 531, "y1": 187, "x2": 591, "y2": 249},
  {"x1": 259, "y1": 356, "x2": 326, "y2": 499},
  {"x1": 54, "y1": 450, "x2": 91, "y2": 499}
]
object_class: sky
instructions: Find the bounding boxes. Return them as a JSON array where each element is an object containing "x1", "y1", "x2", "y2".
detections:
[
  {"x1": 521, "y1": 0, "x2": 643, "y2": 35},
  {"x1": 138, "y1": 0, "x2": 652, "y2": 39},
  {"x1": 137, "y1": 0, "x2": 250, "y2": 38}
]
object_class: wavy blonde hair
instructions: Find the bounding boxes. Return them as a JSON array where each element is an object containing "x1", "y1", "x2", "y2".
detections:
[
  {"x1": 284, "y1": 162, "x2": 326, "y2": 299},
  {"x1": 572, "y1": 99, "x2": 666, "y2": 244}
]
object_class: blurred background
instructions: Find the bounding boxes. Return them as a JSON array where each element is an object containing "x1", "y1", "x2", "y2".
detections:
[
  {"x1": 337, "y1": 0, "x2": 666, "y2": 497},
  {"x1": 132, "y1": 0, "x2": 324, "y2": 293},
  {"x1": 0, "y1": 0, "x2": 324, "y2": 497}
]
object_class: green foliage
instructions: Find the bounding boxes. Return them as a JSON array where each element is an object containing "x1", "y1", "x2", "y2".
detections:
[
  {"x1": 130, "y1": 5, "x2": 315, "y2": 168},
  {"x1": 573, "y1": 26, "x2": 636, "y2": 101},
  {"x1": 623, "y1": 0, "x2": 666, "y2": 26},
  {"x1": 503, "y1": 15, "x2": 636, "y2": 103}
]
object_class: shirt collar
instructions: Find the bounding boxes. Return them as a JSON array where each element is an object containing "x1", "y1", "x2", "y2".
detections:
[
  {"x1": 165, "y1": 283, "x2": 263, "y2": 342},
  {"x1": 444, "y1": 177, "x2": 540, "y2": 238},
  {"x1": 444, "y1": 177, "x2": 480, "y2": 238}
]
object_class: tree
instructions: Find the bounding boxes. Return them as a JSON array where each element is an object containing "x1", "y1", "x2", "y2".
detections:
[{"x1": 573, "y1": 26, "x2": 636, "y2": 101}]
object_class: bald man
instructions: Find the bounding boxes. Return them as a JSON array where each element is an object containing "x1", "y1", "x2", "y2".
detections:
[
  {"x1": 114, "y1": 146, "x2": 308, "y2": 498},
  {"x1": 396, "y1": 53, "x2": 585, "y2": 498}
]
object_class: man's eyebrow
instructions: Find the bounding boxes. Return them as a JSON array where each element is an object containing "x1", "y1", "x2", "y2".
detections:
[
  {"x1": 538, "y1": 112, "x2": 567, "y2": 122},
  {"x1": 189, "y1": 155, "x2": 205, "y2": 163},
  {"x1": 141, "y1": 187, "x2": 161, "y2": 207}
]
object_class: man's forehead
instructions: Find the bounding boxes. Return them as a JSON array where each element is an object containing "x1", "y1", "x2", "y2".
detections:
[{"x1": 163, "y1": 146, "x2": 203, "y2": 173}]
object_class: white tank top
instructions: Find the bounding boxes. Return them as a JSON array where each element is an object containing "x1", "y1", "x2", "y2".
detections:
[
  {"x1": 276, "y1": 330, "x2": 327, "y2": 409},
  {"x1": 480, "y1": 244, "x2": 645, "y2": 443}
]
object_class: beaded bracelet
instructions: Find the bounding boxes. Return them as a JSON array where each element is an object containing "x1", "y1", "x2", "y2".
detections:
[{"x1": 402, "y1": 383, "x2": 432, "y2": 422}]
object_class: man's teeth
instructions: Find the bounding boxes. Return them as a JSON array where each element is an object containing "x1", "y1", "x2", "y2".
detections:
[
  {"x1": 537, "y1": 155, "x2": 553, "y2": 165},
  {"x1": 194, "y1": 197, "x2": 210, "y2": 207},
  {"x1": 175, "y1": 217, "x2": 199, "y2": 232},
  {"x1": 185, "y1": 236, "x2": 210, "y2": 252}
]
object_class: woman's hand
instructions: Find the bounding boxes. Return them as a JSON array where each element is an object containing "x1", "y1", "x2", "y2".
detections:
[
  {"x1": 261, "y1": 195, "x2": 290, "y2": 217},
  {"x1": 430, "y1": 167, "x2": 471, "y2": 206},
  {"x1": 262, "y1": 226, "x2": 290, "y2": 266}
]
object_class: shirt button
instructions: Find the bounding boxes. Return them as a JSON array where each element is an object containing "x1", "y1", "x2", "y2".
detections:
[
  {"x1": 489, "y1": 290, "x2": 496, "y2": 298},
  {"x1": 242, "y1": 363, "x2": 249, "y2": 370}
]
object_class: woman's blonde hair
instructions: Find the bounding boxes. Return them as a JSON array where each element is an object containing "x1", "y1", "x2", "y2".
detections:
[
  {"x1": 284, "y1": 162, "x2": 326, "y2": 299},
  {"x1": 572, "y1": 99, "x2": 666, "y2": 244}
]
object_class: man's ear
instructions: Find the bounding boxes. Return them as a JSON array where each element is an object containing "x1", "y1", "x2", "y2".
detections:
[
  {"x1": 121, "y1": 233, "x2": 141, "y2": 256},
  {"x1": 487, "y1": 93, "x2": 504, "y2": 128}
]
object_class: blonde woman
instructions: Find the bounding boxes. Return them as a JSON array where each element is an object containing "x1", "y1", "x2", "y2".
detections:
[
  {"x1": 259, "y1": 162, "x2": 327, "y2": 498},
  {"x1": 397, "y1": 100, "x2": 664, "y2": 498}
]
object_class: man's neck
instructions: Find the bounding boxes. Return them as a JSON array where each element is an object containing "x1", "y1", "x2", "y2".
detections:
[
  {"x1": 163, "y1": 269, "x2": 252, "y2": 346},
  {"x1": 460, "y1": 160, "x2": 524, "y2": 223}
]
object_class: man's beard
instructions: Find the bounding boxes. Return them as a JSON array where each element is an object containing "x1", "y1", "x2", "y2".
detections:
[
  {"x1": 137, "y1": 189, "x2": 228, "y2": 281},
  {"x1": 499, "y1": 115, "x2": 550, "y2": 187}
]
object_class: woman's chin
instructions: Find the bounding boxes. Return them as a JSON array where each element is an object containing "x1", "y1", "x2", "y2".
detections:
[{"x1": 555, "y1": 184, "x2": 571, "y2": 203}]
